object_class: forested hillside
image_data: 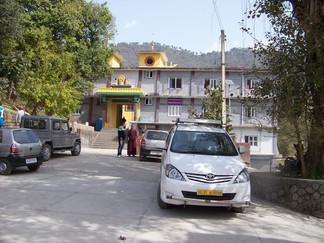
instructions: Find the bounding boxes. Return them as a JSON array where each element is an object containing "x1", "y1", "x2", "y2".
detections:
[{"x1": 114, "y1": 42, "x2": 259, "y2": 68}]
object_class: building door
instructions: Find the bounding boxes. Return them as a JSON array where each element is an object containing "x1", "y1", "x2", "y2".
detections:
[{"x1": 116, "y1": 104, "x2": 123, "y2": 128}]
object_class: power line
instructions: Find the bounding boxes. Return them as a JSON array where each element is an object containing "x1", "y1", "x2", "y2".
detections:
[{"x1": 211, "y1": 0, "x2": 223, "y2": 30}]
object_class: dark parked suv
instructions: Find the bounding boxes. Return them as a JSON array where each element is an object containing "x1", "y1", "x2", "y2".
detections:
[
  {"x1": 21, "y1": 116, "x2": 81, "y2": 161},
  {"x1": 0, "y1": 128, "x2": 43, "y2": 175}
]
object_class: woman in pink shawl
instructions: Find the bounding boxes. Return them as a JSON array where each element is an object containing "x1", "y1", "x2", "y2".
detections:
[{"x1": 127, "y1": 124, "x2": 137, "y2": 157}]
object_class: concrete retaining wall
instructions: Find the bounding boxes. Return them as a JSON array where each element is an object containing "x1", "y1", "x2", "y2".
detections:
[
  {"x1": 72, "y1": 122, "x2": 98, "y2": 148},
  {"x1": 250, "y1": 172, "x2": 324, "y2": 219}
]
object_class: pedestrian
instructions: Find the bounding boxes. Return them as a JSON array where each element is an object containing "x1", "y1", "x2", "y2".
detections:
[
  {"x1": 0, "y1": 102, "x2": 4, "y2": 128},
  {"x1": 117, "y1": 118, "x2": 127, "y2": 157},
  {"x1": 127, "y1": 124, "x2": 137, "y2": 157},
  {"x1": 16, "y1": 106, "x2": 26, "y2": 126}
]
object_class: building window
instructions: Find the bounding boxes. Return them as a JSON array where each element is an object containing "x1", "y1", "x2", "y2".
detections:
[
  {"x1": 168, "y1": 106, "x2": 182, "y2": 116},
  {"x1": 204, "y1": 79, "x2": 219, "y2": 90},
  {"x1": 246, "y1": 79, "x2": 257, "y2": 90},
  {"x1": 125, "y1": 105, "x2": 134, "y2": 111},
  {"x1": 145, "y1": 56, "x2": 155, "y2": 66},
  {"x1": 144, "y1": 98, "x2": 153, "y2": 106},
  {"x1": 73, "y1": 109, "x2": 81, "y2": 115},
  {"x1": 144, "y1": 71, "x2": 154, "y2": 79},
  {"x1": 244, "y1": 107, "x2": 256, "y2": 118},
  {"x1": 245, "y1": 136, "x2": 258, "y2": 147},
  {"x1": 168, "y1": 78, "x2": 182, "y2": 89}
]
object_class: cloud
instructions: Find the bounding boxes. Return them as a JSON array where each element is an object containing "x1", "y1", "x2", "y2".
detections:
[{"x1": 124, "y1": 20, "x2": 137, "y2": 29}]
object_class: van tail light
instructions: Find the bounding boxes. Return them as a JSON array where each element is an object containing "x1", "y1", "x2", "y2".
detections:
[
  {"x1": 141, "y1": 138, "x2": 146, "y2": 148},
  {"x1": 10, "y1": 144, "x2": 19, "y2": 154}
]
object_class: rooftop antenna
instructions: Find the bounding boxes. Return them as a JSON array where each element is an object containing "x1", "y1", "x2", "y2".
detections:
[{"x1": 151, "y1": 33, "x2": 154, "y2": 50}]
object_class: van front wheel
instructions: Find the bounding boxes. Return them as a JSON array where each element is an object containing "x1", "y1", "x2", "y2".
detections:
[{"x1": 71, "y1": 141, "x2": 81, "y2": 156}]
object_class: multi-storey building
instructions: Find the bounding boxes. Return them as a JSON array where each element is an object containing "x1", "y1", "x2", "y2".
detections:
[{"x1": 80, "y1": 50, "x2": 280, "y2": 170}]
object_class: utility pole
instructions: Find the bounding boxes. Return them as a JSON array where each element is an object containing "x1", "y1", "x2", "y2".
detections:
[{"x1": 221, "y1": 30, "x2": 226, "y2": 128}]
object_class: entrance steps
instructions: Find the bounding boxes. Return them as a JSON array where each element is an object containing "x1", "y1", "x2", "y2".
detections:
[{"x1": 91, "y1": 128, "x2": 123, "y2": 149}]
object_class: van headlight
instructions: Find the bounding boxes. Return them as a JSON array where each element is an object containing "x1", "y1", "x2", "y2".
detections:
[
  {"x1": 234, "y1": 168, "x2": 250, "y2": 183},
  {"x1": 165, "y1": 164, "x2": 185, "y2": 181}
]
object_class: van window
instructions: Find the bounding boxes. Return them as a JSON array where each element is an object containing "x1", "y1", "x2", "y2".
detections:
[
  {"x1": 53, "y1": 121, "x2": 61, "y2": 130},
  {"x1": 23, "y1": 119, "x2": 47, "y2": 129},
  {"x1": 62, "y1": 122, "x2": 69, "y2": 131}
]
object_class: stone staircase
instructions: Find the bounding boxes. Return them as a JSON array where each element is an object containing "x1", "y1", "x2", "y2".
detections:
[{"x1": 91, "y1": 128, "x2": 121, "y2": 149}]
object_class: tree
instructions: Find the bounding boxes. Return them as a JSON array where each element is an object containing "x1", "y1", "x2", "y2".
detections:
[
  {"x1": 15, "y1": 0, "x2": 115, "y2": 117},
  {"x1": 0, "y1": 0, "x2": 24, "y2": 100},
  {"x1": 244, "y1": 0, "x2": 324, "y2": 178},
  {"x1": 188, "y1": 85, "x2": 233, "y2": 133}
]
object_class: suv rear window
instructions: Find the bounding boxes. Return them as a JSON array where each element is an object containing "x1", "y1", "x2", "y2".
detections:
[
  {"x1": 170, "y1": 131, "x2": 238, "y2": 156},
  {"x1": 13, "y1": 130, "x2": 39, "y2": 144},
  {"x1": 146, "y1": 131, "x2": 168, "y2": 140}
]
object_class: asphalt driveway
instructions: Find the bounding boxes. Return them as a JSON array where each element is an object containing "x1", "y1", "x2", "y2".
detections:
[{"x1": 1, "y1": 148, "x2": 324, "y2": 243}]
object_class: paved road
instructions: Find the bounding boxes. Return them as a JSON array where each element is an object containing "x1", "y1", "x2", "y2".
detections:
[{"x1": 1, "y1": 148, "x2": 324, "y2": 243}]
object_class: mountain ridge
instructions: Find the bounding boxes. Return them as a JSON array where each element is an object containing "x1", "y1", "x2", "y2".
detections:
[{"x1": 114, "y1": 42, "x2": 260, "y2": 69}]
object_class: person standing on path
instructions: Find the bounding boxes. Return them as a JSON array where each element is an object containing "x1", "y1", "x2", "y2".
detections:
[
  {"x1": 127, "y1": 124, "x2": 137, "y2": 157},
  {"x1": 16, "y1": 106, "x2": 26, "y2": 126},
  {"x1": 117, "y1": 118, "x2": 127, "y2": 157}
]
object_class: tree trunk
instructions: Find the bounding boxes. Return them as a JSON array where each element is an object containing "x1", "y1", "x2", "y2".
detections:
[
  {"x1": 292, "y1": 118, "x2": 306, "y2": 177},
  {"x1": 293, "y1": 0, "x2": 324, "y2": 177}
]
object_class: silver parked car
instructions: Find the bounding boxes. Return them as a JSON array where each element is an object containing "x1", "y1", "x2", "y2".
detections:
[
  {"x1": 0, "y1": 128, "x2": 43, "y2": 175},
  {"x1": 139, "y1": 130, "x2": 169, "y2": 161}
]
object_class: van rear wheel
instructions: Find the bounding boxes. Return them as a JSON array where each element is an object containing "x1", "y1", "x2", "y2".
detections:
[
  {"x1": 43, "y1": 144, "x2": 52, "y2": 161},
  {"x1": 0, "y1": 158, "x2": 13, "y2": 175},
  {"x1": 27, "y1": 164, "x2": 40, "y2": 172}
]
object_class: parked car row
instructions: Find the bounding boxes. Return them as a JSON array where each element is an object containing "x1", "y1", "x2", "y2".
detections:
[{"x1": 0, "y1": 116, "x2": 81, "y2": 175}]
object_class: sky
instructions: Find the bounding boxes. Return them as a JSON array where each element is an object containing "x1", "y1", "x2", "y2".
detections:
[{"x1": 93, "y1": 0, "x2": 270, "y2": 53}]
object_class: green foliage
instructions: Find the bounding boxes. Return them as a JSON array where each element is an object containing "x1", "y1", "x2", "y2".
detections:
[
  {"x1": 188, "y1": 85, "x2": 233, "y2": 133},
  {"x1": 1, "y1": 0, "x2": 115, "y2": 117},
  {"x1": 244, "y1": 0, "x2": 324, "y2": 178},
  {"x1": 0, "y1": 0, "x2": 25, "y2": 100},
  {"x1": 188, "y1": 86, "x2": 222, "y2": 120}
]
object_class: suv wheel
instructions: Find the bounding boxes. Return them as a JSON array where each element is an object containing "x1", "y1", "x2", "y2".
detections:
[
  {"x1": 27, "y1": 164, "x2": 40, "y2": 172},
  {"x1": 0, "y1": 158, "x2": 13, "y2": 175},
  {"x1": 43, "y1": 144, "x2": 52, "y2": 161},
  {"x1": 71, "y1": 141, "x2": 81, "y2": 156}
]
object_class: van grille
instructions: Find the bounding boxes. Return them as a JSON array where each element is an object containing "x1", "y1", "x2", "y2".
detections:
[
  {"x1": 185, "y1": 173, "x2": 233, "y2": 184},
  {"x1": 182, "y1": 191, "x2": 236, "y2": 201}
]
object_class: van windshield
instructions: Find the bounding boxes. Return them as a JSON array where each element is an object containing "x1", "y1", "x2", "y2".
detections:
[{"x1": 170, "y1": 131, "x2": 238, "y2": 156}]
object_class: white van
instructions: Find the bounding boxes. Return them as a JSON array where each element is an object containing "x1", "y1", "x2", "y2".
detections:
[{"x1": 157, "y1": 118, "x2": 251, "y2": 212}]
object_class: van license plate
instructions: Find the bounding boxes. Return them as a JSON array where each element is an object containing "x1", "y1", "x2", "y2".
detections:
[
  {"x1": 26, "y1": 158, "x2": 37, "y2": 164},
  {"x1": 197, "y1": 190, "x2": 222, "y2": 196}
]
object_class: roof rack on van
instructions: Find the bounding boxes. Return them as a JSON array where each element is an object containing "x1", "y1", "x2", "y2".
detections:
[{"x1": 175, "y1": 118, "x2": 222, "y2": 126}]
